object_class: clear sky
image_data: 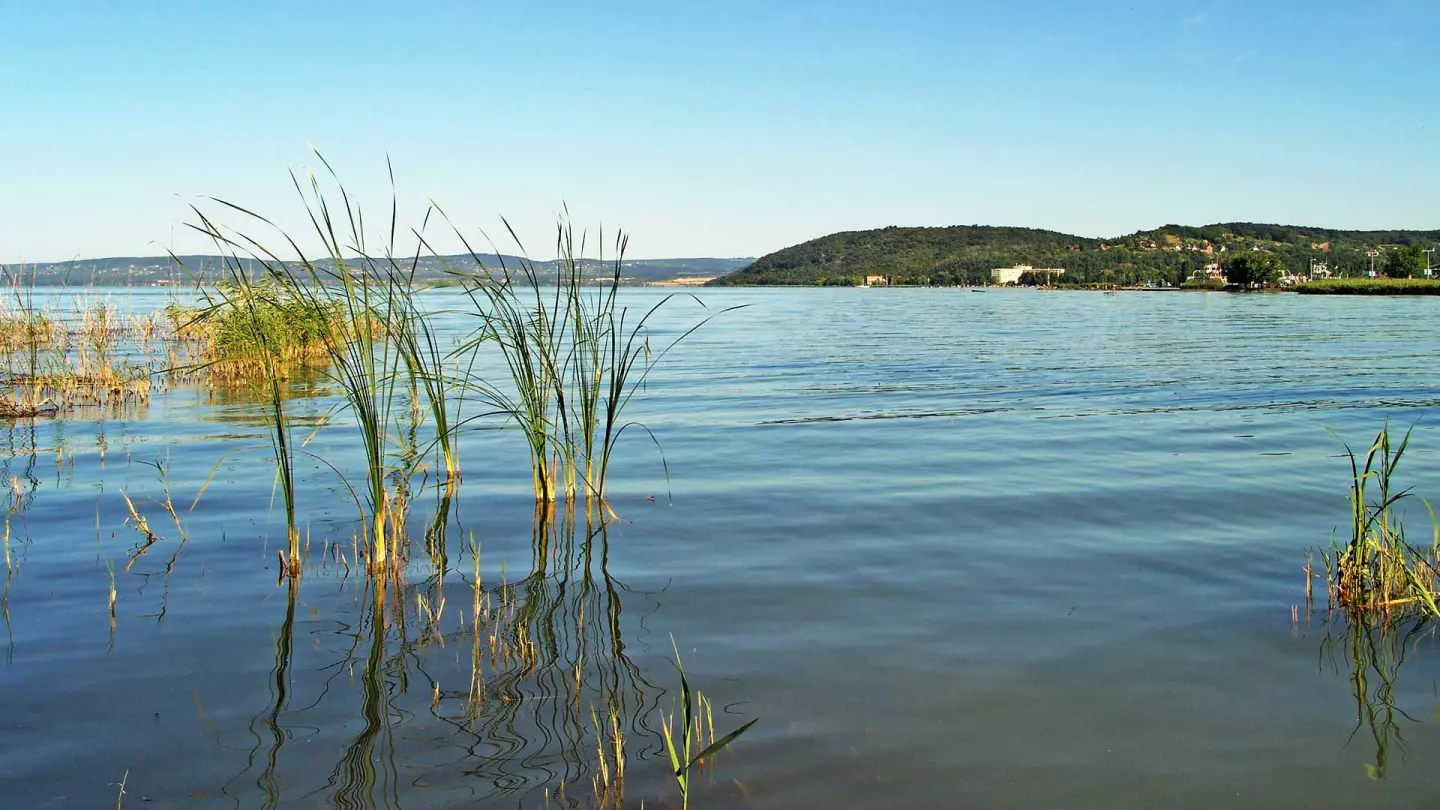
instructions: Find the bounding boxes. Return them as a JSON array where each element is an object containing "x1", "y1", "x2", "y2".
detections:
[{"x1": 3, "y1": 1, "x2": 1437, "y2": 263}]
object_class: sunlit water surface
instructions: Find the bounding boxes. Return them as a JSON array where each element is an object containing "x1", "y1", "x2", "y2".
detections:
[{"x1": 3, "y1": 286, "x2": 1440, "y2": 808}]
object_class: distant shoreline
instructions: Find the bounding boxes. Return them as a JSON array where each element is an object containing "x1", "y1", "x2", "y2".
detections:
[{"x1": 715, "y1": 281, "x2": 1440, "y2": 296}]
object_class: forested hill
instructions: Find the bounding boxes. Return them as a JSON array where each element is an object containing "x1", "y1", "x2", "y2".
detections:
[{"x1": 709, "y1": 224, "x2": 1440, "y2": 287}]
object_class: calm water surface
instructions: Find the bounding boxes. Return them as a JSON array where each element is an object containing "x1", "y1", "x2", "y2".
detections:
[{"x1": 3, "y1": 286, "x2": 1440, "y2": 808}]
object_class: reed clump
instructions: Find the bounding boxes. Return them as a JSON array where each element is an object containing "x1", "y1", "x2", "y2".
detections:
[
  {"x1": 1297, "y1": 278, "x2": 1440, "y2": 296},
  {"x1": 0, "y1": 285, "x2": 159, "y2": 416},
  {"x1": 186, "y1": 152, "x2": 459, "y2": 574},
  {"x1": 1180, "y1": 276, "x2": 1225, "y2": 291},
  {"x1": 174, "y1": 279, "x2": 349, "y2": 382},
  {"x1": 448, "y1": 217, "x2": 738, "y2": 508},
  {"x1": 175, "y1": 151, "x2": 733, "y2": 577},
  {"x1": 0, "y1": 307, "x2": 63, "y2": 354},
  {"x1": 1321, "y1": 424, "x2": 1440, "y2": 618}
]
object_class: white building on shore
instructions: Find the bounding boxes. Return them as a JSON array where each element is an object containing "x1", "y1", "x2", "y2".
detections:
[{"x1": 991, "y1": 264, "x2": 1064, "y2": 285}]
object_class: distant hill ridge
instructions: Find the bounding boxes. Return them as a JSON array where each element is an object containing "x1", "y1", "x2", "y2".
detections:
[
  {"x1": 1, "y1": 254, "x2": 753, "y2": 286},
  {"x1": 710, "y1": 223, "x2": 1440, "y2": 287}
]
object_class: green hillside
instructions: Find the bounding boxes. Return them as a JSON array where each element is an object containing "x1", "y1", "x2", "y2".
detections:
[{"x1": 710, "y1": 223, "x2": 1440, "y2": 287}]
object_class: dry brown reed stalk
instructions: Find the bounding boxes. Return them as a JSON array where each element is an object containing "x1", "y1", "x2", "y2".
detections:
[
  {"x1": 0, "y1": 305, "x2": 63, "y2": 354},
  {"x1": 467, "y1": 535, "x2": 486, "y2": 713},
  {"x1": 0, "y1": 269, "x2": 156, "y2": 416},
  {"x1": 106, "y1": 559, "x2": 117, "y2": 626},
  {"x1": 591, "y1": 706, "x2": 626, "y2": 810},
  {"x1": 120, "y1": 490, "x2": 160, "y2": 571},
  {"x1": 415, "y1": 588, "x2": 446, "y2": 649},
  {"x1": 461, "y1": 536, "x2": 544, "y2": 718}
]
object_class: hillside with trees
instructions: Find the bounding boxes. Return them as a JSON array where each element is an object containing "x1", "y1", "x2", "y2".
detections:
[{"x1": 710, "y1": 223, "x2": 1440, "y2": 287}]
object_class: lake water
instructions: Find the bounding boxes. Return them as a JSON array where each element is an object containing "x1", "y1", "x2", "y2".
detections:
[{"x1": 3, "y1": 286, "x2": 1440, "y2": 808}]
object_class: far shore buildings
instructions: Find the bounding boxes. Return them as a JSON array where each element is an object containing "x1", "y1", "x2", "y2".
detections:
[{"x1": 990, "y1": 264, "x2": 1065, "y2": 285}]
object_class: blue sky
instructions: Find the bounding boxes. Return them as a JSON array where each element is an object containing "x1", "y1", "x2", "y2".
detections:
[{"x1": 2, "y1": 1, "x2": 1437, "y2": 262}]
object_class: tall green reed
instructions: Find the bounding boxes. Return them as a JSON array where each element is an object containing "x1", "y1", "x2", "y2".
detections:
[
  {"x1": 187, "y1": 152, "x2": 459, "y2": 572},
  {"x1": 442, "y1": 213, "x2": 739, "y2": 509},
  {"x1": 390, "y1": 264, "x2": 462, "y2": 485},
  {"x1": 185, "y1": 150, "x2": 728, "y2": 576},
  {"x1": 176, "y1": 257, "x2": 313, "y2": 573},
  {"x1": 1322, "y1": 424, "x2": 1440, "y2": 618},
  {"x1": 659, "y1": 637, "x2": 757, "y2": 810}
]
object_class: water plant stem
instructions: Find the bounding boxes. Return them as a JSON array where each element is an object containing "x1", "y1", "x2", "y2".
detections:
[
  {"x1": 659, "y1": 637, "x2": 757, "y2": 810},
  {"x1": 1323, "y1": 424, "x2": 1440, "y2": 618}
]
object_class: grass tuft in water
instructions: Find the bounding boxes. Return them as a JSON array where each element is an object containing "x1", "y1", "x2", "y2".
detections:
[
  {"x1": 0, "y1": 269, "x2": 153, "y2": 416},
  {"x1": 1297, "y1": 277, "x2": 1440, "y2": 296},
  {"x1": 186, "y1": 151, "x2": 458, "y2": 574},
  {"x1": 659, "y1": 636, "x2": 757, "y2": 810},
  {"x1": 445, "y1": 214, "x2": 740, "y2": 509},
  {"x1": 1321, "y1": 424, "x2": 1440, "y2": 618},
  {"x1": 175, "y1": 277, "x2": 343, "y2": 382},
  {"x1": 591, "y1": 705, "x2": 626, "y2": 810}
]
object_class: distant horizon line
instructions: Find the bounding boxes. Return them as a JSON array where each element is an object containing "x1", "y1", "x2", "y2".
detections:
[{"x1": 0, "y1": 252, "x2": 762, "y2": 267}]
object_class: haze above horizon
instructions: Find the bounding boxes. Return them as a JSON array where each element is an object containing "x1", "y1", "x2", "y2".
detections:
[{"x1": 4, "y1": 1, "x2": 1437, "y2": 265}]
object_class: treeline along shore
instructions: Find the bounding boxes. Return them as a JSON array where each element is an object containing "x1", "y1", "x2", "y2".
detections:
[{"x1": 708, "y1": 223, "x2": 1440, "y2": 289}]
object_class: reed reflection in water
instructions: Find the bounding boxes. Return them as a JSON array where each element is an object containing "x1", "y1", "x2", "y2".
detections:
[
  {"x1": 1324, "y1": 613, "x2": 1440, "y2": 781},
  {"x1": 223, "y1": 504, "x2": 662, "y2": 808}
]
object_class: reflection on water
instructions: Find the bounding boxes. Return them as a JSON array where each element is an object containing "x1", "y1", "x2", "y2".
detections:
[
  {"x1": 216, "y1": 505, "x2": 662, "y2": 808},
  {"x1": 455, "y1": 509, "x2": 659, "y2": 796},
  {"x1": 1, "y1": 423, "x2": 37, "y2": 665},
  {"x1": 1325, "y1": 614, "x2": 1438, "y2": 780},
  {"x1": 0, "y1": 383, "x2": 681, "y2": 807},
  {"x1": 199, "y1": 363, "x2": 336, "y2": 410}
]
